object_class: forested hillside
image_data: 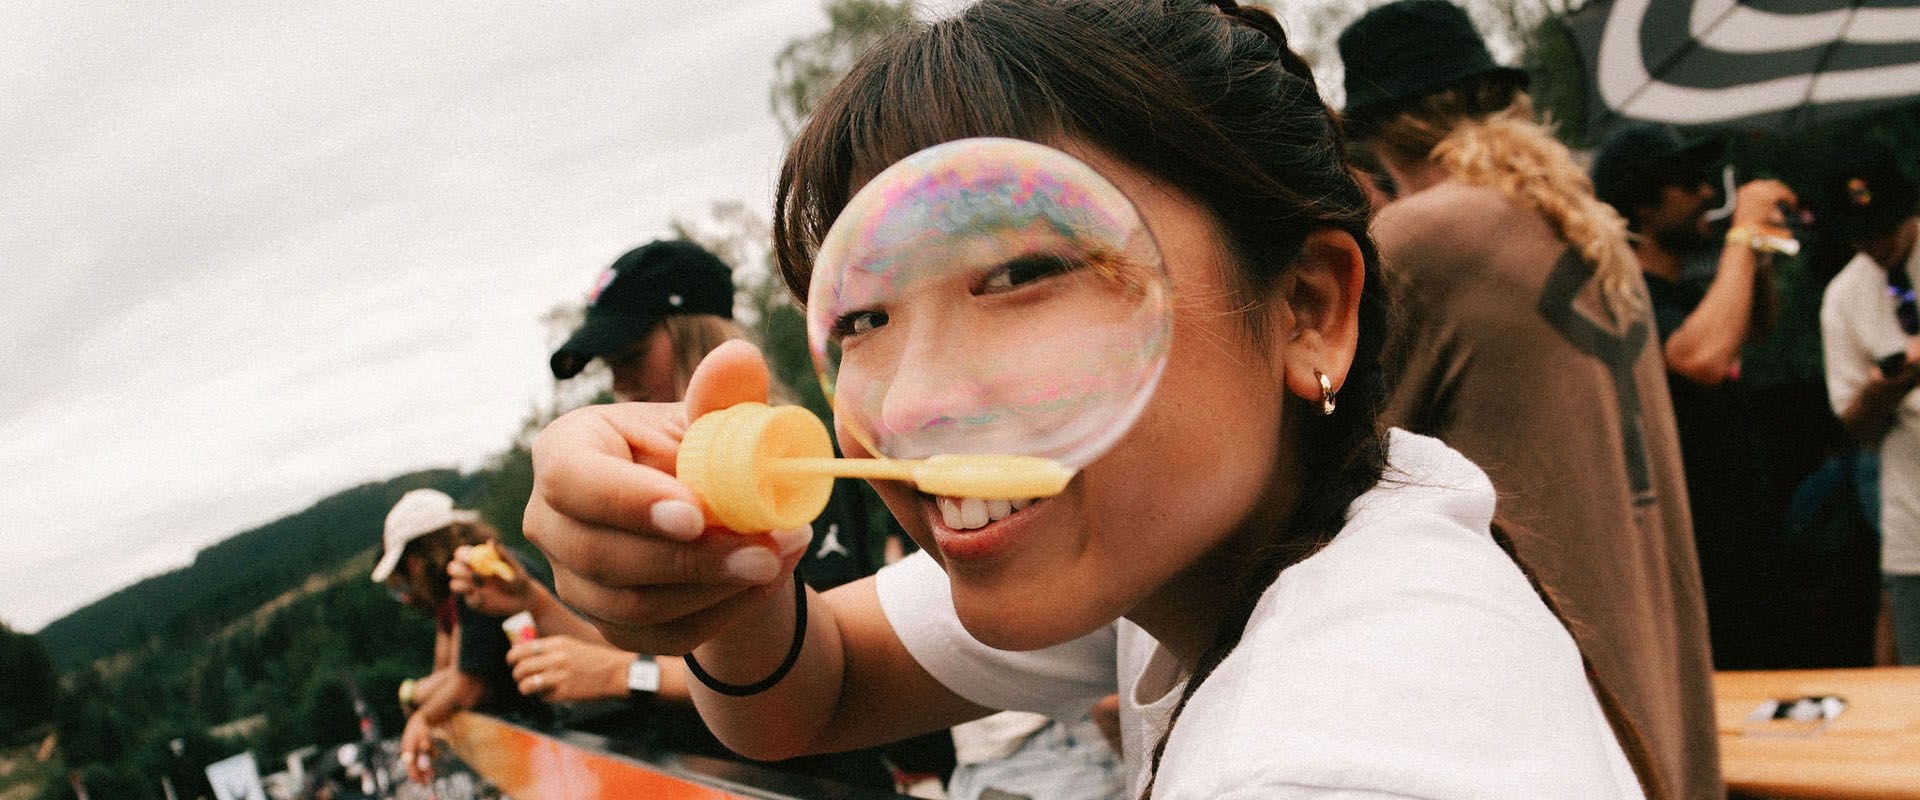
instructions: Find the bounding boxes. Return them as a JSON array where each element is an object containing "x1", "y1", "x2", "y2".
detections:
[
  {"x1": 35, "y1": 469, "x2": 479, "y2": 672},
  {"x1": 18, "y1": 438, "x2": 543, "y2": 800}
]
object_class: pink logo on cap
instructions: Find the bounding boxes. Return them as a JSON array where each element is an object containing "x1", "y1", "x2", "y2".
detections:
[{"x1": 586, "y1": 268, "x2": 617, "y2": 305}]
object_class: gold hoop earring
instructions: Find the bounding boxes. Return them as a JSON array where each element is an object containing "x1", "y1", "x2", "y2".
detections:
[{"x1": 1316, "y1": 370, "x2": 1337, "y2": 416}]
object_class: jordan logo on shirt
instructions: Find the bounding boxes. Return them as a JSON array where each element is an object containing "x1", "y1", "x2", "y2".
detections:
[
  {"x1": 1538, "y1": 249, "x2": 1656, "y2": 505},
  {"x1": 815, "y1": 523, "x2": 850, "y2": 559}
]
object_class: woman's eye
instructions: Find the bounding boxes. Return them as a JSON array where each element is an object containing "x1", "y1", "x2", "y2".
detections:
[
  {"x1": 981, "y1": 253, "x2": 1077, "y2": 293},
  {"x1": 833, "y1": 310, "x2": 889, "y2": 338}
]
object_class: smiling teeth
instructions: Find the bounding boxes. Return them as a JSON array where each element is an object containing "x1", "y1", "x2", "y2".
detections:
[{"x1": 938, "y1": 496, "x2": 1035, "y2": 530}]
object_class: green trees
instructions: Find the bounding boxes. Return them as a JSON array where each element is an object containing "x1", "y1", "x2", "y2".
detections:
[
  {"x1": 770, "y1": 0, "x2": 916, "y2": 135},
  {"x1": 0, "y1": 623, "x2": 56, "y2": 745},
  {"x1": 26, "y1": 468, "x2": 458, "y2": 799},
  {"x1": 35, "y1": 469, "x2": 473, "y2": 671},
  {"x1": 32, "y1": 576, "x2": 436, "y2": 800}
]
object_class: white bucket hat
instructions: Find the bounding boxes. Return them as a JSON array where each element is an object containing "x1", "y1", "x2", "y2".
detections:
[{"x1": 370, "y1": 488, "x2": 480, "y2": 583}]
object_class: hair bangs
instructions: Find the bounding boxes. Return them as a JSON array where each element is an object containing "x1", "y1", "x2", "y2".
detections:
[{"x1": 774, "y1": 6, "x2": 1147, "y2": 300}]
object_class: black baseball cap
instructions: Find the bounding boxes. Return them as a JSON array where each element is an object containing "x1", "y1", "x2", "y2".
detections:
[
  {"x1": 1590, "y1": 123, "x2": 1725, "y2": 215},
  {"x1": 1338, "y1": 0, "x2": 1528, "y2": 121},
  {"x1": 1811, "y1": 138, "x2": 1918, "y2": 246},
  {"x1": 550, "y1": 240, "x2": 735, "y2": 380}
]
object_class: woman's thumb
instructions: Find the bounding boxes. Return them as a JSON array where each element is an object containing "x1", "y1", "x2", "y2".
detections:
[{"x1": 685, "y1": 339, "x2": 772, "y2": 420}]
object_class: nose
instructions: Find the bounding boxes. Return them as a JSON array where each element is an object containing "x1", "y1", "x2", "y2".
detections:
[{"x1": 873, "y1": 326, "x2": 994, "y2": 455}]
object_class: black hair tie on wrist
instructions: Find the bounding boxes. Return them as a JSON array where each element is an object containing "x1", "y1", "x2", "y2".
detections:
[{"x1": 684, "y1": 577, "x2": 807, "y2": 697}]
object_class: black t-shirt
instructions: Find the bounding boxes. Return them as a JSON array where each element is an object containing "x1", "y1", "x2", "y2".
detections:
[
  {"x1": 457, "y1": 546, "x2": 554, "y2": 721},
  {"x1": 1646, "y1": 259, "x2": 1804, "y2": 669},
  {"x1": 1645, "y1": 261, "x2": 1787, "y2": 533},
  {"x1": 795, "y1": 478, "x2": 898, "y2": 591}
]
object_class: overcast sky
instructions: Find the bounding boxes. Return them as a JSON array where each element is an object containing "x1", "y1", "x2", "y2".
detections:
[
  {"x1": 0, "y1": 3, "x2": 845, "y2": 632},
  {"x1": 0, "y1": 0, "x2": 1464, "y2": 633}
]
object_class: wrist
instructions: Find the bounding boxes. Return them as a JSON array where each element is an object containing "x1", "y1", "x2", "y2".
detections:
[
  {"x1": 692, "y1": 576, "x2": 797, "y2": 666},
  {"x1": 685, "y1": 577, "x2": 807, "y2": 697},
  {"x1": 1725, "y1": 225, "x2": 1798, "y2": 256}
]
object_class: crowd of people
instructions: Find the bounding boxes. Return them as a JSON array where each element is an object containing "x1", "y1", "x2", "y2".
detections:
[{"x1": 361, "y1": 1, "x2": 1920, "y2": 799}]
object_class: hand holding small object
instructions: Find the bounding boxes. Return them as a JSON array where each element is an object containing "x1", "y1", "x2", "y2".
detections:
[
  {"x1": 1726, "y1": 179, "x2": 1800, "y2": 256},
  {"x1": 448, "y1": 544, "x2": 529, "y2": 616}
]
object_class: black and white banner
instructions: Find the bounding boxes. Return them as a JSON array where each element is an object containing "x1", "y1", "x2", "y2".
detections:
[{"x1": 1578, "y1": 0, "x2": 1920, "y2": 129}]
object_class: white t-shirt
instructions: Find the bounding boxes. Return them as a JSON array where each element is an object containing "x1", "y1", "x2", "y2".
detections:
[
  {"x1": 876, "y1": 429, "x2": 1643, "y2": 799},
  {"x1": 1821, "y1": 247, "x2": 1920, "y2": 574}
]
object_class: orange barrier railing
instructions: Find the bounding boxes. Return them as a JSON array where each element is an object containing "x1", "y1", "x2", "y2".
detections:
[{"x1": 439, "y1": 712, "x2": 753, "y2": 800}]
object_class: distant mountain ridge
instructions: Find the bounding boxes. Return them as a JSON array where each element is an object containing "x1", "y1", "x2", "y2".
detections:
[{"x1": 36, "y1": 469, "x2": 480, "y2": 672}]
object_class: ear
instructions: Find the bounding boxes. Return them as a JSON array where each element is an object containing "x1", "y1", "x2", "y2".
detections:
[{"x1": 1268, "y1": 229, "x2": 1365, "y2": 408}]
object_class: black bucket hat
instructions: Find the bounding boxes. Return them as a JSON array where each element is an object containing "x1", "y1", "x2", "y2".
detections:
[
  {"x1": 1338, "y1": 0, "x2": 1528, "y2": 121},
  {"x1": 550, "y1": 240, "x2": 735, "y2": 380}
]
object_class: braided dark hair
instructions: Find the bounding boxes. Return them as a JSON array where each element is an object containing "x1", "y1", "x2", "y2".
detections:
[
  {"x1": 1211, "y1": 0, "x2": 1317, "y2": 97},
  {"x1": 771, "y1": 2, "x2": 1388, "y2": 794}
]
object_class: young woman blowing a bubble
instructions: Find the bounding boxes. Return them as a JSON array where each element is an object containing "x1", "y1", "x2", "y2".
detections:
[{"x1": 526, "y1": 1, "x2": 1646, "y2": 797}]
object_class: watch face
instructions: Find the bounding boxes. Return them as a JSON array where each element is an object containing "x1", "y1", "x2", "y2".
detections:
[{"x1": 628, "y1": 657, "x2": 662, "y2": 694}]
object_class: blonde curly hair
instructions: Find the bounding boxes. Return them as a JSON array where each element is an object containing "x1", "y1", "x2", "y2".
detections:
[
  {"x1": 651, "y1": 314, "x2": 795, "y2": 406},
  {"x1": 1366, "y1": 82, "x2": 1643, "y2": 323}
]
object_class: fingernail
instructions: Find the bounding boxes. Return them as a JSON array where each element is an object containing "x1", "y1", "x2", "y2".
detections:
[
  {"x1": 651, "y1": 500, "x2": 704, "y2": 540},
  {"x1": 724, "y1": 547, "x2": 780, "y2": 583},
  {"x1": 770, "y1": 526, "x2": 813, "y2": 558},
  {"x1": 416, "y1": 754, "x2": 430, "y2": 768}
]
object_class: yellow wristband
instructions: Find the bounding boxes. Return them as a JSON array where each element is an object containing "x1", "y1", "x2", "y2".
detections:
[{"x1": 1725, "y1": 225, "x2": 1800, "y2": 256}]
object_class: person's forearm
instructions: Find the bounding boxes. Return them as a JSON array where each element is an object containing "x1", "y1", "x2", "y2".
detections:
[
  {"x1": 1664, "y1": 242, "x2": 1760, "y2": 385},
  {"x1": 655, "y1": 656, "x2": 693, "y2": 704},
  {"x1": 525, "y1": 581, "x2": 615, "y2": 645},
  {"x1": 433, "y1": 629, "x2": 455, "y2": 671}
]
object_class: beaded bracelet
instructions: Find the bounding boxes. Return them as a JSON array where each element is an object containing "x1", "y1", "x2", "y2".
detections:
[{"x1": 683, "y1": 577, "x2": 808, "y2": 697}]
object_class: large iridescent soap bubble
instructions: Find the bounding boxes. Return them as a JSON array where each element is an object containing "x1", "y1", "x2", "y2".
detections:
[{"x1": 806, "y1": 137, "x2": 1173, "y2": 474}]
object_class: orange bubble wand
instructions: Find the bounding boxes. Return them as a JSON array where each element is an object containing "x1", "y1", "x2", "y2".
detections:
[{"x1": 676, "y1": 403, "x2": 1073, "y2": 533}]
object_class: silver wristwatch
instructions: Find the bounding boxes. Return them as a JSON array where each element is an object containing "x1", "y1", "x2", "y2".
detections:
[{"x1": 627, "y1": 654, "x2": 662, "y2": 694}]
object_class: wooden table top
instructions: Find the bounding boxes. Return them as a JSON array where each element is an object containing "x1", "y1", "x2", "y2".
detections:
[{"x1": 1715, "y1": 667, "x2": 1920, "y2": 799}]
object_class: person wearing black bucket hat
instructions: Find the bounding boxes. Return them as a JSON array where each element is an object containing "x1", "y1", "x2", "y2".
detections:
[
  {"x1": 1342, "y1": 3, "x2": 1718, "y2": 797},
  {"x1": 1817, "y1": 139, "x2": 1920, "y2": 664},
  {"x1": 1337, "y1": 0, "x2": 1526, "y2": 135}
]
